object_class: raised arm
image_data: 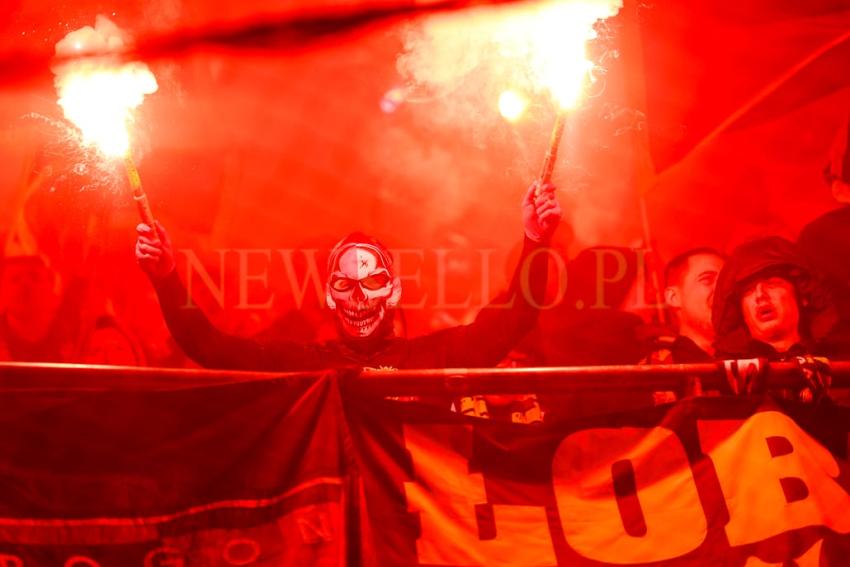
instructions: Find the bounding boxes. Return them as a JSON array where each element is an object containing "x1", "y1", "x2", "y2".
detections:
[
  {"x1": 136, "y1": 222, "x2": 321, "y2": 370},
  {"x1": 412, "y1": 181, "x2": 562, "y2": 368}
]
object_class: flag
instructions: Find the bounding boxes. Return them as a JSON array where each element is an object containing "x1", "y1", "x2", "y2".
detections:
[{"x1": 0, "y1": 370, "x2": 348, "y2": 566}]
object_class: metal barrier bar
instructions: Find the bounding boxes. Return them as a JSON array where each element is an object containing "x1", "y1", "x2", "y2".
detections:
[
  {"x1": 0, "y1": 362, "x2": 322, "y2": 390},
  {"x1": 357, "y1": 362, "x2": 850, "y2": 395},
  {"x1": 1, "y1": 361, "x2": 848, "y2": 394}
]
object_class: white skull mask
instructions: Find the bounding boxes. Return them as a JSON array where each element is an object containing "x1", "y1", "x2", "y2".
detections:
[{"x1": 326, "y1": 243, "x2": 401, "y2": 338}]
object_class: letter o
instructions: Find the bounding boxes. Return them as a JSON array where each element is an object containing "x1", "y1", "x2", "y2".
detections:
[
  {"x1": 553, "y1": 426, "x2": 707, "y2": 564},
  {"x1": 0, "y1": 554, "x2": 24, "y2": 567},
  {"x1": 144, "y1": 546, "x2": 186, "y2": 567},
  {"x1": 222, "y1": 538, "x2": 261, "y2": 565},
  {"x1": 64, "y1": 557, "x2": 101, "y2": 567}
]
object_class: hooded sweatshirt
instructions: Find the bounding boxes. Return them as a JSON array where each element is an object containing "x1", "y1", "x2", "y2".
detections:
[{"x1": 712, "y1": 236, "x2": 848, "y2": 360}]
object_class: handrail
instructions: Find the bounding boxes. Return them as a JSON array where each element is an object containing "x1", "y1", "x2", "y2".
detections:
[
  {"x1": 357, "y1": 361, "x2": 850, "y2": 395},
  {"x1": 1, "y1": 361, "x2": 848, "y2": 395},
  {"x1": 0, "y1": 362, "x2": 322, "y2": 390}
]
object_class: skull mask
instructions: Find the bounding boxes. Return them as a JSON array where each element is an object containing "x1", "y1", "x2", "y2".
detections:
[{"x1": 326, "y1": 234, "x2": 401, "y2": 339}]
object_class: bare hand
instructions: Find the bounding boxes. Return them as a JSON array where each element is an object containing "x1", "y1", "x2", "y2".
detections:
[
  {"x1": 522, "y1": 181, "x2": 562, "y2": 242},
  {"x1": 135, "y1": 221, "x2": 175, "y2": 280}
]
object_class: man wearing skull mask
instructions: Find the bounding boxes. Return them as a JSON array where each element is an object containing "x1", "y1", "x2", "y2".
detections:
[
  {"x1": 324, "y1": 231, "x2": 401, "y2": 342},
  {"x1": 136, "y1": 182, "x2": 561, "y2": 370}
]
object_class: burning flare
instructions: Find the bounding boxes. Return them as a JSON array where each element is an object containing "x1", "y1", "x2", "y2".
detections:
[
  {"x1": 498, "y1": 89, "x2": 529, "y2": 122},
  {"x1": 53, "y1": 16, "x2": 158, "y2": 157},
  {"x1": 400, "y1": 0, "x2": 622, "y2": 112},
  {"x1": 491, "y1": 1, "x2": 614, "y2": 109}
]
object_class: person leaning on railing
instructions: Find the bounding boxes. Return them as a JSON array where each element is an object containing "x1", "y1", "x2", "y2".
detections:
[
  {"x1": 712, "y1": 236, "x2": 850, "y2": 402},
  {"x1": 642, "y1": 247, "x2": 726, "y2": 403}
]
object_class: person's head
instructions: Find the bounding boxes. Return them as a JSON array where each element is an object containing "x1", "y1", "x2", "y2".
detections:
[
  {"x1": 325, "y1": 232, "x2": 401, "y2": 340},
  {"x1": 713, "y1": 236, "x2": 831, "y2": 354},
  {"x1": 0, "y1": 255, "x2": 57, "y2": 319},
  {"x1": 830, "y1": 179, "x2": 850, "y2": 203},
  {"x1": 825, "y1": 112, "x2": 850, "y2": 203},
  {"x1": 80, "y1": 316, "x2": 145, "y2": 366},
  {"x1": 664, "y1": 248, "x2": 725, "y2": 338},
  {"x1": 738, "y1": 270, "x2": 801, "y2": 347}
]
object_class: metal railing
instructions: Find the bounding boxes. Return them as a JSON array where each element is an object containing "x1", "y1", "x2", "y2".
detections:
[{"x1": 1, "y1": 360, "x2": 848, "y2": 395}]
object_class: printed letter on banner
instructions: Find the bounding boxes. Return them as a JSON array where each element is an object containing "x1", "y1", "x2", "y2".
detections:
[
  {"x1": 0, "y1": 555, "x2": 23, "y2": 567},
  {"x1": 403, "y1": 424, "x2": 557, "y2": 566},
  {"x1": 553, "y1": 427, "x2": 706, "y2": 563},
  {"x1": 698, "y1": 411, "x2": 850, "y2": 547}
]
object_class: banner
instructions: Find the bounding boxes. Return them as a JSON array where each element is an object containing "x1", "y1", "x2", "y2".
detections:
[
  {"x1": 0, "y1": 371, "x2": 347, "y2": 566},
  {"x1": 346, "y1": 393, "x2": 850, "y2": 566},
  {"x1": 2, "y1": 368, "x2": 850, "y2": 566}
]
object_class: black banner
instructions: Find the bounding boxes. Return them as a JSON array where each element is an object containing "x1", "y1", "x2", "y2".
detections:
[{"x1": 0, "y1": 372, "x2": 346, "y2": 566}]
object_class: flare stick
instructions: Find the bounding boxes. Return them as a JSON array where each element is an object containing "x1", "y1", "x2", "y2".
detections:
[
  {"x1": 123, "y1": 154, "x2": 158, "y2": 240},
  {"x1": 538, "y1": 111, "x2": 567, "y2": 184}
]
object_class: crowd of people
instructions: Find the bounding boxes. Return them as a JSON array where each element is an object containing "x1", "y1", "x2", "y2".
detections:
[
  {"x1": 2, "y1": 118, "x2": 848, "y2": 420},
  {"x1": 134, "y1": 156, "x2": 850, "y2": 417},
  {"x1": 0, "y1": 249, "x2": 188, "y2": 367}
]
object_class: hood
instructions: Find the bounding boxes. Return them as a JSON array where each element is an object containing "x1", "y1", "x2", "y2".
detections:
[{"x1": 712, "y1": 236, "x2": 835, "y2": 353}]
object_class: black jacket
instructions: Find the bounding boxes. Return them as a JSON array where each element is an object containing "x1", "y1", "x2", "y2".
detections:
[
  {"x1": 799, "y1": 205, "x2": 850, "y2": 321},
  {"x1": 712, "y1": 236, "x2": 848, "y2": 360},
  {"x1": 153, "y1": 237, "x2": 548, "y2": 370}
]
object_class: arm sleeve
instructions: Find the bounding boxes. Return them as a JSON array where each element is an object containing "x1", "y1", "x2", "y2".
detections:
[
  {"x1": 152, "y1": 270, "x2": 321, "y2": 371},
  {"x1": 411, "y1": 236, "x2": 550, "y2": 368}
]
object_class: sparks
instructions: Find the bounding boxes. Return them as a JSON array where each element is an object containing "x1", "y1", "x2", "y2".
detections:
[
  {"x1": 400, "y1": 0, "x2": 622, "y2": 115},
  {"x1": 52, "y1": 16, "x2": 158, "y2": 158},
  {"x1": 495, "y1": 1, "x2": 613, "y2": 110}
]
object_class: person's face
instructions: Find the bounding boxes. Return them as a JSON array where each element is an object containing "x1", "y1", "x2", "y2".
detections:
[
  {"x1": 0, "y1": 261, "x2": 54, "y2": 317},
  {"x1": 82, "y1": 327, "x2": 140, "y2": 366},
  {"x1": 669, "y1": 254, "x2": 724, "y2": 335},
  {"x1": 327, "y1": 245, "x2": 398, "y2": 338},
  {"x1": 832, "y1": 179, "x2": 850, "y2": 203},
  {"x1": 740, "y1": 276, "x2": 800, "y2": 344}
]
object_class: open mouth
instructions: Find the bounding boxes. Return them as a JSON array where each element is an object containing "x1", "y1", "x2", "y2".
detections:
[
  {"x1": 340, "y1": 304, "x2": 385, "y2": 335},
  {"x1": 755, "y1": 303, "x2": 777, "y2": 322}
]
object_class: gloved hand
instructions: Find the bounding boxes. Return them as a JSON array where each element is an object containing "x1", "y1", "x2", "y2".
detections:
[
  {"x1": 135, "y1": 221, "x2": 176, "y2": 281},
  {"x1": 795, "y1": 356, "x2": 832, "y2": 403},
  {"x1": 522, "y1": 181, "x2": 562, "y2": 242}
]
